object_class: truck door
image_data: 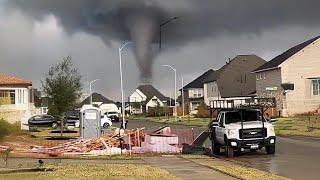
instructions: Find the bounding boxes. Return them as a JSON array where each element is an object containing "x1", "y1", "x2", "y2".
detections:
[{"x1": 216, "y1": 112, "x2": 225, "y2": 144}]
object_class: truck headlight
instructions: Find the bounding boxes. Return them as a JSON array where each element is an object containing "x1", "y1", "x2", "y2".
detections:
[
  {"x1": 270, "y1": 126, "x2": 275, "y2": 134},
  {"x1": 227, "y1": 129, "x2": 237, "y2": 138},
  {"x1": 270, "y1": 139, "x2": 275, "y2": 144}
]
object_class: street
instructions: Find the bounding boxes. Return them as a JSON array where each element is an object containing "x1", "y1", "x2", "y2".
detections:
[{"x1": 128, "y1": 119, "x2": 320, "y2": 180}]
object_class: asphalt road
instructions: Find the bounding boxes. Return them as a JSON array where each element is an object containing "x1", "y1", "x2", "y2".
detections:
[{"x1": 127, "y1": 119, "x2": 320, "y2": 180}]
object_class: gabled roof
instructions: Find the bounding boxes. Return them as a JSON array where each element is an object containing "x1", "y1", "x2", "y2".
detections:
[
  {"x1": 137, "y1": 85, "x2": 167, "y2": 102},
  {"x1": 0, "y1": 74, "x2": 32, "y2": 86},
  {"x1": 80, "y1": 93, "x2": 115, "y2": 106},
  {"x1": 253, "y1": 36, "x2": 320, "y2": 72},
  {"x1": 183, "y1": 69, "x2": 214, "y2": 90}
]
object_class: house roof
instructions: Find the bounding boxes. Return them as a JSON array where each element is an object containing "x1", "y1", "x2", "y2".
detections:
[
  {"x1": 253, "y1": 36, "x2": 320, "y2": 72},
  {"x1": 137, "y1": 85, "x2": 167, "y2": 102},
  {"x1": 0, "y1": 74, "x2": 32, "y2": 86},
  {"x1": 80, "y1": 93, "x2": 115, "y2": 106},
  {"x1": 182, "y1": 69, "x2": 214, "y2": 90}
]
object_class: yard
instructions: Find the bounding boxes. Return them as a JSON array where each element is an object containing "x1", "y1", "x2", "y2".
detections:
[
  {"x1": 0, "y1": 164, "x2": 178, "y2": 180},
  {"x1": 274, "y1": 116, "x2": 320, "y2": 137},
  {"x1": 129, "y1": 116, "x2": 210, "y2": 127}
]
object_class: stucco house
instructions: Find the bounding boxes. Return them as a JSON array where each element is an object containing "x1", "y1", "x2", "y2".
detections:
[
  {"x1": 129, "y1": 85, "x2": 168, "y2": 114},
  {"x1": 253, "y1": 36, "x2": 320, "y2": 117},
  {"x1": 0, "y1": 74, "x2": 38, "y2": 127},
  {"x1": 203, "y1": 55, "x2": 266, "y2": 107}
]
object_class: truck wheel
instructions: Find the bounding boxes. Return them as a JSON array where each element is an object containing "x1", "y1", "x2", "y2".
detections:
[
  {"x1": 211, "y1": 140, "x2": 220, "y2": 155},
  {"x1": 226, "y1": 145, "x2": 234, "y2": 158},
  {"x1": 266, "y1": 145, "x2": 275, "y2": 154},
  {"x1": 103, "y1": 123, "x2": 110, "y2": 129}
]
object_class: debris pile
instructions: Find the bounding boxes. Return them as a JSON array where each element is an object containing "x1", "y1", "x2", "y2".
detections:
[
  {"x1": 0, "y1": 145, "x2": 10, "y2": 152},
  {"x1": 2, "y1": 127, "x2": 194, "y2": 157}
]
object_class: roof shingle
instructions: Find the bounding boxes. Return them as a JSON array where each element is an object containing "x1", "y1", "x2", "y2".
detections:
[
  {"x1": 137, "y1": 85, "x2": 167, "y2": 102},
  {"x1": 253, "y1": 36, "x2": 320, "y2": 72},
  {"x1": 0, "y1": 74, "x2": 31, "y2": 86}
]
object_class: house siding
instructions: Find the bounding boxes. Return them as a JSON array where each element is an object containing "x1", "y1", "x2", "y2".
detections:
[
  {"x1": 256, "y1": 68, "x2": 284, "y2": 115},
  {"x1": 280, "y1": 38, "x2": 320, "y2": 116}
]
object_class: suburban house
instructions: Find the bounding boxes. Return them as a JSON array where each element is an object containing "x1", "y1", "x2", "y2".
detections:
[
  {"x1": 129, "y1": 85, "x2": 168, "y2": 114},
  {"x1": 252, "y1": 36, "x2": 320, "y2": 117},
  {"x1": 0, "y1": 74, "x2": 38, "y2": 127},
  {"x1": 203, "y1": 55, "x2": 266, "y2": 107},
  {"x1": 180, "y1": 69, "x2": 214, "y2": 114}
]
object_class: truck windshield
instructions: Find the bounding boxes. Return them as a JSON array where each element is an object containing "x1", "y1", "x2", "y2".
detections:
[{"x1": 225, "y1": 111, "x2": 261, "y2": 124}]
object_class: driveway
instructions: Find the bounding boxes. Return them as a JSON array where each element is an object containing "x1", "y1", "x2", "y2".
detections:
[{"x1": 144, "y1": 156, "x2": 236, "y2": 180}]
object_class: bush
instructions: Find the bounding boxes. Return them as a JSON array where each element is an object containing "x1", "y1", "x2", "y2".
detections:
[
  {"x1": 0, "y1": 119, "x2": 23, "y2": 142},
  {"x1": 195, "y1": 102, "x2": 210, "y2": 118}
]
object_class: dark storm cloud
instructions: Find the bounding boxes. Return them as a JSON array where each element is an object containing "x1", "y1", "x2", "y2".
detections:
[{"x1": 5, "y1": 0, "x2": 320, "y2": 81}]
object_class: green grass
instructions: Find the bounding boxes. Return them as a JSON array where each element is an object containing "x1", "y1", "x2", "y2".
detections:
[
  {"x1": 275, "y1": 116, "x2": 320, "y2": 137},
  {"x1": 129, "y1": 116, "x2": 210, "y2": 127},
  {"x1": 0, "y1": 164, "x2": 178, "y2": 180}
]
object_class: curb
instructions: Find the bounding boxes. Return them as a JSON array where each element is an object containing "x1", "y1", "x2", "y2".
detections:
[{"x1": 0, "y1": 167, "x2": 53, "y2": 174}]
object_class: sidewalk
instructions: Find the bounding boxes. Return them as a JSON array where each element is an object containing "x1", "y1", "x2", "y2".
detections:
[{"x1": 144, "y1": 156, "x2": 236, "y2": 180}]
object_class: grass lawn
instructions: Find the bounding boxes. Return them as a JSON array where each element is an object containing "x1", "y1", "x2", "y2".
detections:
[
  {"x1": 0, "y1": 164, "x2": 178, "y2": 180},
  {"x1": 129, "y1": 116, "x2": 210, "y2": 127},
  {"x1": 275, "y1": 116, "x2": 320, "y2": 137}
]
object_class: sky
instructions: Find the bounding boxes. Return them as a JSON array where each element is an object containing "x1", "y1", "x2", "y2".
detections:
[{"x1": 1, "y1": 0, "x2": 320, "y2": 101}]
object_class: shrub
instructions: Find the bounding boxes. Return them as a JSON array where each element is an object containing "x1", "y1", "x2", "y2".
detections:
[
  {"x1": 0, "y1": 119, "x2": 23, "y2": 142},
  {"x1": 195, "y1": 102, "x2": 210, "y2": 118}
]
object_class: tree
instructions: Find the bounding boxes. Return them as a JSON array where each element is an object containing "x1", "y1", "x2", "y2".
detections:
[{"x1": 42, "y1": 56, "x2": 82, "y2": 117}]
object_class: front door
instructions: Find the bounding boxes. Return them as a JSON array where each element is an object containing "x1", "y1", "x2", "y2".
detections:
[{"x1": 216, "y1": 112, "x2": 225, "y2": 144}]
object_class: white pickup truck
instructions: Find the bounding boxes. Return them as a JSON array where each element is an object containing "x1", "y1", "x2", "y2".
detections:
[{"x1": 209, "y1": 107, "x2": 276, "y2": 158}]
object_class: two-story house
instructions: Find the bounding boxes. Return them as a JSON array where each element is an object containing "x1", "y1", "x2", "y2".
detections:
[
  {"x1": 253, "y1": 36, "x2": 320, "y2": 117},
  {"x1": 129, "y1": 85, "x2": 168, "y2": 114},
  {"x1": 0, "y1": 74, "x2": 37, "y2": 126},
  {"x1": 203, "y1": 55, "x2": 266, "y2": 107},
  {"x1": 180, "y1": 69, "x2": 214, "y2": 114}
]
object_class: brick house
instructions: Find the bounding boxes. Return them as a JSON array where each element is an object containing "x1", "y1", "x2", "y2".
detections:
[{"x1": 253, "y1": 36, "x2": 320, "y2": 117}]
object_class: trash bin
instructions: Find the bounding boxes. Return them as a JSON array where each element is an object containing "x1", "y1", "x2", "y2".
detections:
[{"x1": 80, "y1": 106, "x2": 101, "y2": 139}]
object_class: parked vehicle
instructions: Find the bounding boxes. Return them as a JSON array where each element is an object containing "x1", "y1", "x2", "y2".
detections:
[
  {"x1": 209, "y1": 98, "x2": 277, "y2": 158},
  {"x1": 101, "y1": 115, "x2": 112, "y2": 129},
  {"x1": 28, "y1": 114, "x2": 80, "y2": 130},
  {"x1": 65, "y1": 110, "x2": 80, "y2": 128},
  {"x1": 105, "y1": 111, "x2": 120, "y2": 122},
  {"x1": 28, "y1": 115, "x2": 61, "y2": 129},
  {"x1": 100, "y1": 103, "x2": 120, "y2": 122}
]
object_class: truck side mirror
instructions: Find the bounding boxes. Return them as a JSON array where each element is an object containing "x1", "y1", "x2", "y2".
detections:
[
  {"x1": 270, "y1": 118, "x2": 277, "y2": 124},
  {"x1": 212, "y1": 122, "x2": 219, "y2": 127}
]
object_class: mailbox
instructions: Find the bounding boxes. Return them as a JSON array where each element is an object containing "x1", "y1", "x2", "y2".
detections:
[{"x1": 80, "y1": 106, "x2": 101, "y2": 139}]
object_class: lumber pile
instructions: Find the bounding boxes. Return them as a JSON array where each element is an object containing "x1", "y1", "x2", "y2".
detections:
[{"x1": 31, "y1": 128, "x2": 145, "y2": 157}]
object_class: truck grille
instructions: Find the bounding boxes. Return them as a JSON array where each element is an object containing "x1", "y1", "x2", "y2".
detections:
[{"x1": 239, "y1": 128, "x2": 267, "y2": 139}]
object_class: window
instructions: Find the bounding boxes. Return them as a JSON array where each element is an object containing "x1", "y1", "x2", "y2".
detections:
[
  {"x1": 0, "y1": 90, "x2": 15, "y2": 105},
  {"x1": 256, "y1": 72, "x2": 266, "y2": 80},
  {"x1": 312, "y1": 79, "x2": 320, "y2": 96},
  {"x1": 190, "y1": 89, "x2": 203, "y2": 98}
]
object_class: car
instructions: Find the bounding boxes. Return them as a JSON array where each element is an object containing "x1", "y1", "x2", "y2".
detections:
[
  {"x1": 209, "y1": 99, "x2": 276, "y2": 158},
  {"x1": 28, "y1": 115, "x2": 61, "y2": 129},
  {"x1": 101, "y1": 115, "x2": 112, "y2": 129},
  {"x1": 65, "y1": 110, "x2": 80, "y2": 128},
  {"x1": 105, "y1": 111, "x2": 120, "y2": 122}
]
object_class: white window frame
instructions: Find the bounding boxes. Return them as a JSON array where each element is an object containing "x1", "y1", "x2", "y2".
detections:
[{"x1": 311, "y1": 79, "x2": 320, "y2": 96}]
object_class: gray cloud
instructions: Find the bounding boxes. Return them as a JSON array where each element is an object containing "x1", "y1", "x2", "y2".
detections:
[{"x1": 1, "y1": 0, "x2": 320, "y2": 100}]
